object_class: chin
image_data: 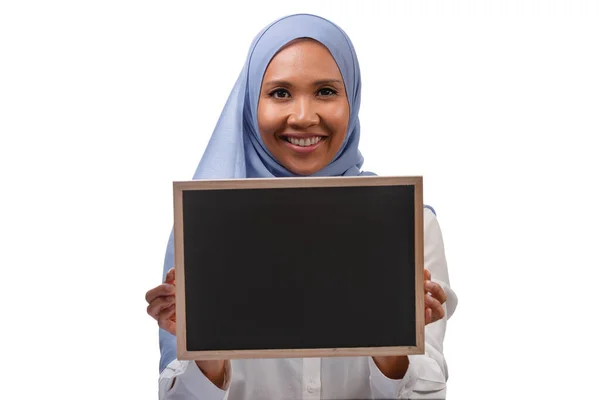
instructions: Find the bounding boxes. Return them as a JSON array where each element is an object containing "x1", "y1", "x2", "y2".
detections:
[{"x1": 285, "y1": 162, "x2": 324, "y2": 176}]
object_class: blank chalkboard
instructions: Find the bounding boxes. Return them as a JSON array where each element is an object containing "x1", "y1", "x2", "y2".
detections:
[{"x1": 173, "y1": 176, "x2": 424, "y2": 360}]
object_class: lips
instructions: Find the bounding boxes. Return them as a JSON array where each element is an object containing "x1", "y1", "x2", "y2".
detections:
[
  {"x1": 279, "y1": 134, "x2": 327, "y2": 153},
  {"x1": 284, "y1": 136, "x2": 322, "y2": 147}
]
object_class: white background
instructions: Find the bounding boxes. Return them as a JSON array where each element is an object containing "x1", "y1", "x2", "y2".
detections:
[{"x1": 1, "y1": 1, "x2": 599, "y2": 398}]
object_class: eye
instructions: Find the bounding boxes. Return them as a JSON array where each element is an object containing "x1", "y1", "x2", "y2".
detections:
[
  {"x1": 269, "y1": 89, "x2": 291, "y2": 99},
  {"x1": 317, "y1": 87, "x2": 337, "y2": 96}
]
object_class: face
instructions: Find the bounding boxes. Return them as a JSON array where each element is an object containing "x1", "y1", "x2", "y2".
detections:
[{"x1": 257, "y1": 39, "x2": 350, "y2": 176}]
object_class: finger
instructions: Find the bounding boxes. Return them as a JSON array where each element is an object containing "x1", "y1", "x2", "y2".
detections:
[
  {"x1": 424, "y1": 269, "x2": 431, "y2": 281},
  {"x1": 425, "y1": 308, "x2": 433, "y2": 324},
  {"x1": 425, "y1": 294, "x2": 445, "y2": 323},
  {"x1": 147, "y1": 295, "x2": 176, "y2": 319},
  {"x1": 425, "y1": 281, "x2": 447, "y2": 304},
  {"x1": 165, "y1": 267, "x2": 175, "y2": 284},
  {"x1": 158, "y1": 304, "x2": 176, "y2": 335},
  {"x1": 145, "y1": 283, "x2": 176, "y2": 304}
]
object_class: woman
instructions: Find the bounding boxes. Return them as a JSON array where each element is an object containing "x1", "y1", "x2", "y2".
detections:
[{"x1": 145, "y1": 13, "x2": 457, "y2": 399}]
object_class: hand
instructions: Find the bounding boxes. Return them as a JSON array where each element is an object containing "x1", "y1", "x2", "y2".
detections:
[
  {"x1": 372, "y1": 269, "x2": 449, "y2": 379},
  {"x1": 424, "y1": 268, "x2": 447, "y2": 325},
  {"x1": 145, "y1": 267, "x2": 176, "y2": 335},
  {"x1": 145, "y1": 268, "x2": 228, "y2": 388}
]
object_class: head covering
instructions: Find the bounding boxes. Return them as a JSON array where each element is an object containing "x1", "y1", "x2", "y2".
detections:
[
  {"x1": 158, "y1": 13, "x2": 373, "y2": 373},
  {"x1": 192, "y1": 13, "x2": 372, "y2": 179}
]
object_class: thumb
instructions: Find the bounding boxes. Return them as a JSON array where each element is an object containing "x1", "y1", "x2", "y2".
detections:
[
  {"x1": 424, "y1": 269, "x2": 431, "y2": 282},
  {"x1": 165, "y1": 267, "x2": 176, "y2": 284}
]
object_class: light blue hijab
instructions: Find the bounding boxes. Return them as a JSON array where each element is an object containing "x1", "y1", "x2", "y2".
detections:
[{"x1": 158, "y1": 13, "x2": 374, "y2": 373}]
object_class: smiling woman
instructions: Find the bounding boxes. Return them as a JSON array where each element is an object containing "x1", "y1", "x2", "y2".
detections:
[
  {"x1": 258, "y1": 38, "x2": 349, "y2": 176},
  {"x1": 144, "y1": 13, "x2": 457, "y2": 400}
]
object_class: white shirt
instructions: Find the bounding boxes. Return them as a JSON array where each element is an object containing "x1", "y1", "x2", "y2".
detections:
[{"x1": 158, "y1": 208, "x2": 458, "y2": 399}]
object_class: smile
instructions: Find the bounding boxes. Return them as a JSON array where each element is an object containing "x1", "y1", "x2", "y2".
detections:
[
  {"x1": 280, "y1": 135, "x2": 326, "y2": 154},
  {"x1": 284, "y1": 136, "x2": 322, "y2": 147}
]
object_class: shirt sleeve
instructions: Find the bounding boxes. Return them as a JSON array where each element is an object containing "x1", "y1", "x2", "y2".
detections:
[
  {"x1": 369, "y1": 207, "x2": 458, "y2": 399},
  {"x1": 159, "y1": 359, "x2": 232, "y2": 400}
]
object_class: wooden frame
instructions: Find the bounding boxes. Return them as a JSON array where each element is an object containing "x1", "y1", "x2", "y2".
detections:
[{"x1": 173, "y1": 176, "x2": 424, "y2": 360}]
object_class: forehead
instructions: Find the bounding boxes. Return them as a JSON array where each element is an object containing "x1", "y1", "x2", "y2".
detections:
[{"x1": 263, "y1": 39, "x2": 344, "y2": 81}]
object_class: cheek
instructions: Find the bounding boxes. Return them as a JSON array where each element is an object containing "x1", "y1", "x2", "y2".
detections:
[
  {"x1": 257, "y1": 103, "x2": 283, "y2": 139},
  {"x1": 324, "y1": 103, "x2": 350, "y2": 139}
]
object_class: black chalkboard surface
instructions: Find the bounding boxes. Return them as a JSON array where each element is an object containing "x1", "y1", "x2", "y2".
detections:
[{"x1": 173, "y1": 176, "x2": 424, "y2": 360}]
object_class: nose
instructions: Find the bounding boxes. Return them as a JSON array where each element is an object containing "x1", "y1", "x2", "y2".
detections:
[{"x1": 287, "y1": 96, "x2": 319, "y2": 129}]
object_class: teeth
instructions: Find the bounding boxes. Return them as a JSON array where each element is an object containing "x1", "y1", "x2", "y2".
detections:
[{"x1": 288, "y1": 136, "x2": 322, "y2": 147}]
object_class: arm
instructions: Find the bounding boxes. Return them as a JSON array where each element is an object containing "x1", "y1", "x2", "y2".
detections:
[
  {"x1": 146, "y1": 266, "x2": 232, "y2": 399},
  {"x1": 159, "y1": 359, "x2": 232, "y2": 400},
  {"x1": 196, "y1": 361, "x2": 228, "y2": 388},
  {"x1": 369, "y1": 207, "x2": 458, "y2": 399}
]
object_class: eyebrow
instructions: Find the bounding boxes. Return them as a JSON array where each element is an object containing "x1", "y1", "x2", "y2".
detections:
[{"x1": 263, "y1": 79, "x2": 344, "y2": 87}]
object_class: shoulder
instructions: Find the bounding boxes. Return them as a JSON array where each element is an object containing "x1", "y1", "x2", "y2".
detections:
[
  {"x1": 422, "y1": 204, "x2": 446, "y2": 248},
  {"x1": 423, "y1": 204, "x2": 440, "y2": 232},
  {"x1": 424, "y1": 204, "x2": 436, "y2": 216}
]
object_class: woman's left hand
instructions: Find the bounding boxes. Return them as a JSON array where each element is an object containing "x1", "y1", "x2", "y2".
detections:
[
  {"x1": 372, "y1": 269, "x2": 449, "y2": 379},
  {"x1": 424, "y1": 268, "x2": 447, "y2": 325}
]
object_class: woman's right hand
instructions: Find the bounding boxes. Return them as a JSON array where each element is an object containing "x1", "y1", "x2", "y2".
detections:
[
  {"x1": 145, "y1": 267, "x2": 176, "y2": 335},
  {"x1": 145, "y1": 267, "x2": 228, "y2": 388}
]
